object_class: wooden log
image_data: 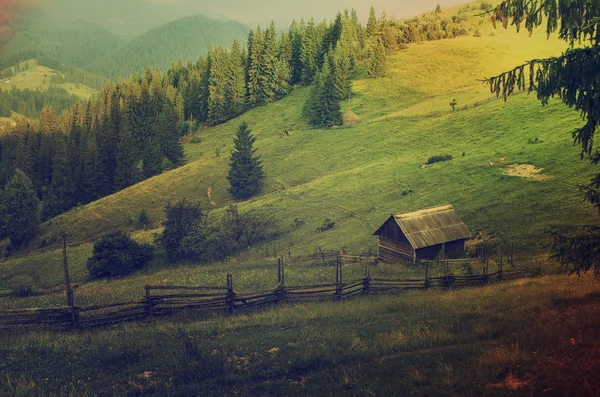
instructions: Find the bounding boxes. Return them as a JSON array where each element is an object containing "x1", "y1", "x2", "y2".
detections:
[{"x1": 147, "y1": 285, "x2": 229, "y2": 291}]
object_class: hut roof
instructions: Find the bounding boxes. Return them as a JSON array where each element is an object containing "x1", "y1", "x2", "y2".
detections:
[{"x1": 374, "y1": 205, "x2": 470, "y2": 249}]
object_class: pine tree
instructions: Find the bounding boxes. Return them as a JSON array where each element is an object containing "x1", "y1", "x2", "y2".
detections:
[
  {"x1": 289, "y1": 19, "x2": 304, "y2": 85},
  {"x1": 81, "y1": 130, "x2": 103, "y2": 203},
  {"x1": 247, "y1": 26, "x2": 265, "y2": 106},
  {"x1": 42, "y1": 134, "x2": 74, "y2": 220},
  {"x1": 114, "y1": 89, "x2": 139, "y2": 191},
  {"x1": 4, "y1": 169, "x2": 40, "y2": 248},
  {"x1": 158, "y1": 102, "x2": 184, "y2": 167},
  {"x1": 368, "y1": 39, "x2": 387, "y2": 78},
  {"x1": 207, "y1": 46, "x2": 230, "y2": 125},
  {"x1": 228, "y1": 39, "x2": 248, "y2": 117},
  {"x1": 332, "y1": 29, "x2": 353, "y2": 101},
  {"x1": 227, "y1": 122, "x2": 264, "y2": 200},
  {"x1": 366, "y1": 6, "x2": 378, "y2": 38},
  {"x1": 300, "y1": 19, "x2": 319, "y2": 85},
  {"x1": 259, "y1": 21, "x2": 280, "y2": 103},
  {"x1": 304, "y1": 53, "x2": 342, "y2": 128}
]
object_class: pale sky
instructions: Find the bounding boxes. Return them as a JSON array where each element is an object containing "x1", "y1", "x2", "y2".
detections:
[{"x1": 11, "y1": 0, "x2": 474, "y2": 37}]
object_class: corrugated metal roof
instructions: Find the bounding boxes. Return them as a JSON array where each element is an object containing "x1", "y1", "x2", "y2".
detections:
[{"x1": 392, "y1": 205, "x2": 470, "y2": 249}]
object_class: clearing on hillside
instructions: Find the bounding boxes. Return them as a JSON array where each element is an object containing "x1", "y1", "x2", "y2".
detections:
[{"x1": 503, "y1": 164, "x2": 550, "y2": 181}]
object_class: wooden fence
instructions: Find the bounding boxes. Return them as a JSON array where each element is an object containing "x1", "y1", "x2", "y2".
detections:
[{"x1": 0, "y1": 257, "x2": 541, "y2": 330}]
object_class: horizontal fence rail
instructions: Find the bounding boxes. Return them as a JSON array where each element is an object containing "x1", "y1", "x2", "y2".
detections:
[{"x1": 0, "y1": 255, "x2": 542, "y2": 330}]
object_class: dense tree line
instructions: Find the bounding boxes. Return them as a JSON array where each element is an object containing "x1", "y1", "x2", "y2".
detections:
[
  {"x1": 0, "y1": 86, "x2": 80, "y2": 119},
  {"x1": 0, "y1": 70, "x2": 186, "y2": 245}
]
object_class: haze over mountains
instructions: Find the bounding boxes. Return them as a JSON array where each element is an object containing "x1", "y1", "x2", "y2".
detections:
[{"x1": 33, "y1": 0, "x2": 468, "y2": 38}]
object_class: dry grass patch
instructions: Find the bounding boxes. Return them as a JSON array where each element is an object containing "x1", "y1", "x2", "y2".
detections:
[{"x1": 504, "y1": 164, "x2": 550, "y2": 181}]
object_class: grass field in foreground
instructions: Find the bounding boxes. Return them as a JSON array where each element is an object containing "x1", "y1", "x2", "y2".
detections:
[{"x1": 1, "y1": 274, "x2": 599, "y2": 396}]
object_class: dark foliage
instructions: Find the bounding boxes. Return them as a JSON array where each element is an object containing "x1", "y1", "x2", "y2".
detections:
[
  {"x1": 227, "y1": 122, "x2": 264, "y2": 200},
  {"x1": 182, "y1": 204, "x2": 278, "y2": 262},
  {"x1": 2, "y1": 169, "x2": 40, "y2": 248},
  {"x1": 160, "y1": 199, "x2": 203, "y2": 262},
  {"x1": 86, "y1": 231, "x2": 154, "y2": 279},
  {"x1": 426, "y1": 154, "x2": 453, "y2": 165}
]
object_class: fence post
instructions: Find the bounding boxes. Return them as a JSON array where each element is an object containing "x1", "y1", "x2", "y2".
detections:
[
  {"x1": 145, "y1": 285, "x2": 154, "y2": 317},
  {"x1": 362, "y1": 266, "x2": 371, "y2": 295},
  {"x1": 499, "y1": 252, "x2": 503, "y2": 281},
  {"x1": 278, "y1": 258, "x2": 282, "y2": 284},
  {"x1": 335, "y1": 258, "x2": 342, "y2": 301},
  {"x1": 226, "y1": 273, "x2": 235, "y2": 312},
  {"x1": 62, "y1": 233, "x2": 77, "y2": 329},
  {"x1": 425, "y1": 261, "x2": 430, "y2": 289}
]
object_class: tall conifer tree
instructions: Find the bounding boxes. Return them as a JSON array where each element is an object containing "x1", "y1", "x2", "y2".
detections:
[
  {"x1": 227, "y1": 122, "x2": 264, "y2": 200},
  {"x1": 4, "y1": 169, "x2": 40, "y2": 247}
]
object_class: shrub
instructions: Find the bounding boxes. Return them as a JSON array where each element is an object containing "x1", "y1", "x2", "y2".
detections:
[
  {"x1": 480, "y1": 1, "x2": 494, "y2": 11},
  {"x1": 316, "y1": 219, "x2": 335, "y2": 232},
  {"x1": 86, "y1": 231, "x2": 154, "y2": 279},
  {"x1": 182, "y1": 204, "x2": 278, "y2": 262},
  {"x1": 160, "y1": 199, "x2": 203, "y2": 262},
  {"x1": 426, "y1": 154, "x2": 453, "y2": 165}
]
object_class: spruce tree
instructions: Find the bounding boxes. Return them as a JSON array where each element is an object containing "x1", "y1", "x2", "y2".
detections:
[
  {"x1": 368, "y1": 39, "x2": 387, "y2": 78},
  {"x1": 81, "y1": 130, "x2": 102, "y2": 203},
  {"x1": 304, "y1": 53, "x2": 342, "y2": 127},
  {"x1": 247, "y1": 26, "x2": 265, "y2": 106},
  {"x1": 227, "y1": 39, "x2": 247, "y2": 117},
  {"x1": 207, "y1": 46, "x2": 229, "y2": 125},
  {"x1": 42, "y1": 134, "x2": 74, "y2": 220},
  {"x1": 114, "y1": 91, "x2": 139, "y2": 191},
  {"x1": 227, "y1": 122, "x2": 264, "y2": 200},
  {"x1": 4, "y1": 169, "x2": 40, "y2": 248},
  {"x1": 158, "y1": 102, "x2": 184, "y2": 167},
  {"x1": 289, "y1": 20, "x2": 304, "y2": 85},
  {"x1": 259, "y1": 21, "x2": 280, "y2": 103},
  {"x1": 366, "y1": 6, "x2": 378, "y2": 38},
  {"x1": 332, "y1": 31, "x2": 353, "y2": 101},
  {"x1": 300, "y1": 19, "x2": 319, "y2": 85}
]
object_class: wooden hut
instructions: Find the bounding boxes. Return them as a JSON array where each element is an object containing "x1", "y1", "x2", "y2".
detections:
[{"x1": 373, "y1": 205, "x2": 470, "y2": 263}]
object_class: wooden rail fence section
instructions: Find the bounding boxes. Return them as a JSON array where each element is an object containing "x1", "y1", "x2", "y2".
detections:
[{"x1": 0, "y1": 257, "x2": 541, "y2": 330}]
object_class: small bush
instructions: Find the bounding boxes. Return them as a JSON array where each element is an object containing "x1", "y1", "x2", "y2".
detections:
[
  {"x1": 86, "y1": 231, "x2": 154, "y2": 279},
  {"x1": 316, "y1": 219, "x2": 335, "y2": 232},
  {"x1": 480, "y1": 1, "x2": 494, "y2": 11},
  {"x1": 426, "y1": 154, "x2": 453, "y2": 165},
  {"x1": 11, "y1": 284, "x2": 32, "y2": 297},
  {"x1": 527, "y1": 137, "x2": 543, "y2": 144},
  {"x1": 189, "y1": 134, "x2": 203, "y2": 144}
]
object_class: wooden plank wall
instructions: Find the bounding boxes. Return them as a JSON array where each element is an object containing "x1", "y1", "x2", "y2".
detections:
[{"x1": 378, "y1": 237, "x2": 414, "y2": 263}]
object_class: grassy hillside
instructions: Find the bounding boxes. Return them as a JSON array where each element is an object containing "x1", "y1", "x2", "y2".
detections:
[
  {"x1": 86, "y1": 15, "x2": 250, "y2": 79},
  {"x1": 0, "y1": 60, "x2": 97, "y2": 99},
  {"x1": 35, "y1": 26, "x2": 600, "y2": 246}
]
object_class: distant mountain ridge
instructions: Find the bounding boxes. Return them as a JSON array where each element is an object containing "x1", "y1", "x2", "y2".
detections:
[
  {"x1": 0, "y1": 17, "x2": 125, "y2": 70},
  {"x1": 85, "y1": 15, "x2": 250, "y2": 79}
]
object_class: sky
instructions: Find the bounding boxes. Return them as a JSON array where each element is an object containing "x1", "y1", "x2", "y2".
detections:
[
  {"x1": 8, "y1": 0, "x2": 467, "y2": 34},
  {"x1": 1, "y1": 0, "x2": 473, "y2": 38}
]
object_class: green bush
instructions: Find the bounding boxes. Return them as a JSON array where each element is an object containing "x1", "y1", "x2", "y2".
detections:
[
  {"x1": 86, "y1": 231, "x2": 154, "y2": 279},
  {"x1": 426, "y1": 154, "x2": 453, "y2": 165}
]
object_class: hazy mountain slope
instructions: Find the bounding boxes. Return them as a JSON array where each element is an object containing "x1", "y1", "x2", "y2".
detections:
[
  {"x1": 0, "y1": 17, "x2": 125, "y2": 70},
  {"x1": 86, "y1": 15, "x2": 250, "y2": 79}
]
